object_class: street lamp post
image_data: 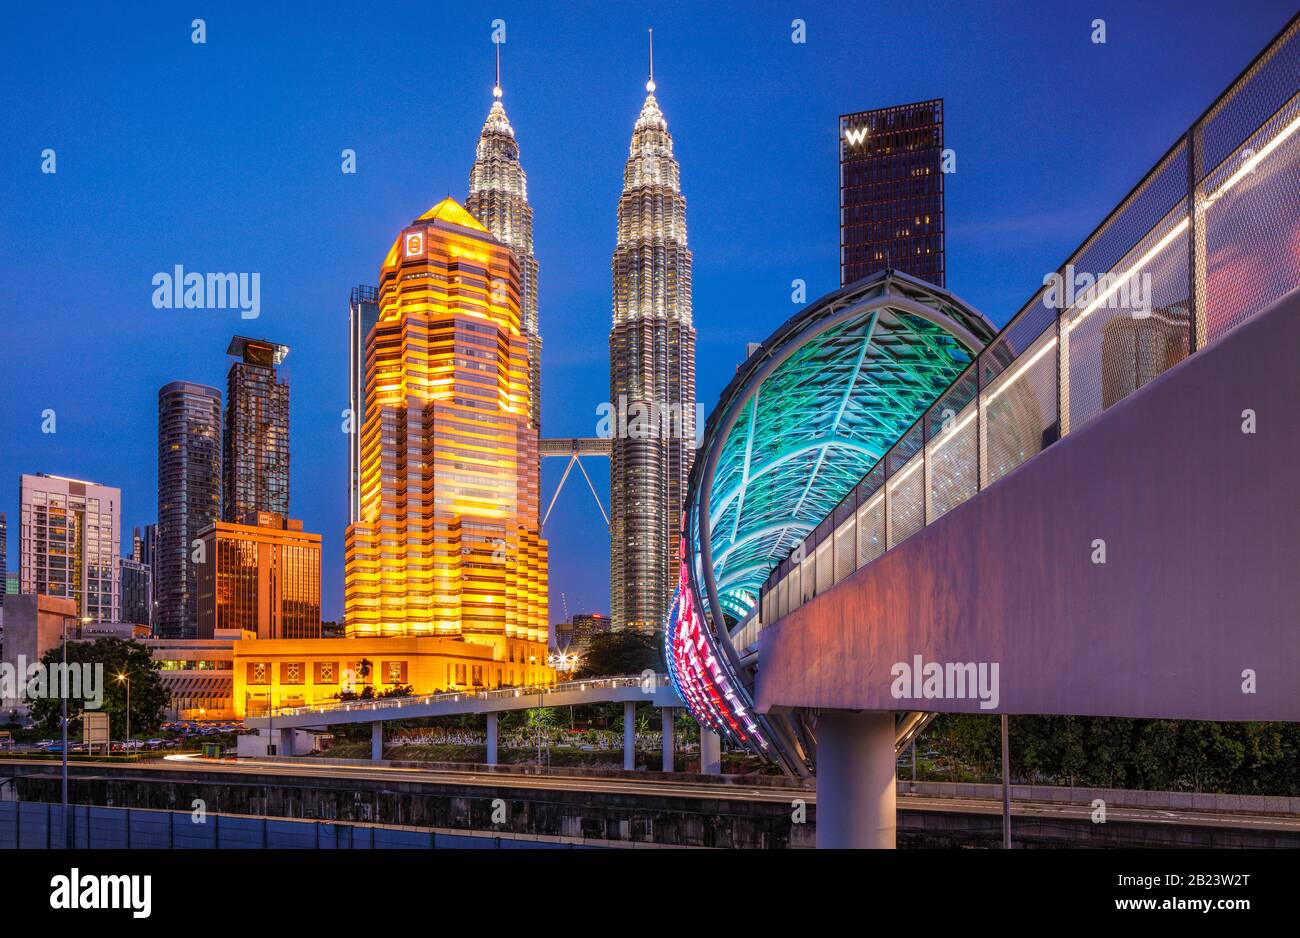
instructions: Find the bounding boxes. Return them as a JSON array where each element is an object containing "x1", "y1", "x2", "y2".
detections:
[
  {"x1": 116, "y1": 672, "x2": 131, "y2": 755},
  {"x1": 1001, "y1": 714, "x2": 1012, "y2": 850},
  {"x1": 60, "y1": 616, "x2": 93, "y2": 847},
  {"x1": 536, "y1": 691, "x2": 543, "y2": 767},
  {"x1": 60, "y1": 615, "x2": 69, "y2": 849}
]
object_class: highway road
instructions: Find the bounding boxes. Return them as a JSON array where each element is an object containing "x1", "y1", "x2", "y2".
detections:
[{"x1": 4, "y1": 756, "x2": 1296, "y2": 834}]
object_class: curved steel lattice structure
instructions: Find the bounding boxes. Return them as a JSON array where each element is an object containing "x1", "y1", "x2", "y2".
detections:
[
  {"x1": 668, "y1": 270, "x2": 997, "y2": 774},
  {"x1": 669, "y1": 14, "x2": 1300, "y2": 776}
]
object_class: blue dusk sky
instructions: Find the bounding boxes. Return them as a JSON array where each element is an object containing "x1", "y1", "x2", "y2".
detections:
[{"x1": 0, "y1": 0, "x2": 1291, "y2": 622}]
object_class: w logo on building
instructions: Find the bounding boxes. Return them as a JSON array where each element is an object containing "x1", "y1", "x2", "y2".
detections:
[{"x1": 843, "y1": 125, "x2": 869, "y2": 146}]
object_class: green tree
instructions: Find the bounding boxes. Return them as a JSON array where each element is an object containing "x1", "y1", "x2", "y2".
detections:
[
  {"x1": 1003, "y1": 716, "x2": 1300, "y2": 794},
  {"x1": 573, "y1": 630, "x2": 662, "y2": 678},
  {"x1": 525, "y1": 707, "x2": 558, "y2": 732},
  {"x1": 28, "y1": 638, "x2": 167, "y2": 738}
]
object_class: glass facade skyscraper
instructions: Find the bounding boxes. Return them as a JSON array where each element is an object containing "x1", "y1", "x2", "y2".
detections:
[
  {"x1": 19, "y1": 473, "x2": 121, "y2": 622},
  {"x1": 223, "y1": 336, "x2": 290, "y2": 522},
  {"x1": 344, "y1": 197, "x2": 547, "y2": 659},
  {"x1": 157, "y1": 381, "x2": 222, "y2": 638},
  {"x1": 348, "y1": 285, "x2": 379, "y2": 524},
  {"x1": 609, "y1": 65, "x2": 696, "y2": 634},
  {"x1": 840, "y1": 99, "x2": 945, "y2": 287},
  {"x1": 119, "y1": 556, "x2": 152, "y2": 628}
]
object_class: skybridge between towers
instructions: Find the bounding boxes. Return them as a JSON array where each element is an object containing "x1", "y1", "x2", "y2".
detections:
[{"x1": 539, "y1": 437, "x2": 611, "y2": 529}]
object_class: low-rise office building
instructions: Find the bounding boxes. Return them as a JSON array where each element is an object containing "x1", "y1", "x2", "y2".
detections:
[
  {"x1": 4, "y1": 600, "x2": 553, "y2": 721},
  {"x1": 230, "y1": 634, "x2": 551, "y2": 716},
  {"x1": 140, "y1": 629, "x2": 247, "y2": 720},
  {"x1": 195, "y1": 512, "x2": 321, "y2": 640},
  {"x1": 0, "y1": 594, "x2": 77, "y2": 712}
]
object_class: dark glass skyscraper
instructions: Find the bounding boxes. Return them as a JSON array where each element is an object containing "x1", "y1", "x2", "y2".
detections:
[
  {"x1": 157, "y1": 381, "x2": 222, "y2": 638},
  {"x1": 840, "y1": 99, "x2": 945, "y2": 287},
  {"x1": 139, "y1": 523, "x2": 157, "y2": 605},
  {"x1": 119, "y1": 557, "x2": 152, "y2": 629},
  {"x1": 223, "y1": 337, "x2": 290, "y2": 522},
  {"x1": 609, "y1": 60, "x2": 696, "y2": 634},
  {"x1": 348, "y1": 285, "x2": 379, "y2": 524}
]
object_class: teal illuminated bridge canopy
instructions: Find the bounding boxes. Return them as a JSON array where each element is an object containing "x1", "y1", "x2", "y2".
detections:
[
  {"x1": 668, "y1": 269, "x2": 997, "y2": 774},
  {"x1": 697, "y1": 269, "x2": 996, "y2": 621}
]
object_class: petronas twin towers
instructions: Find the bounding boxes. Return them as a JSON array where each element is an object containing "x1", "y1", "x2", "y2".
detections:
[
  {"x1": 608, "y1": 69, "x2": 696, "y2": 633},
  {"x1": 467, "y1": 77, "x2": 542, "y2": 431},
  {"x1": 468, "y1": 44, "x2": 695, "y2": 634}
]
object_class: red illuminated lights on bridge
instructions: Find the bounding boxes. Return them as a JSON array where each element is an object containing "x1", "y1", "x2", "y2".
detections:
[{"x1": 667, "y1": 557, "x2": 767, "y2": 750}]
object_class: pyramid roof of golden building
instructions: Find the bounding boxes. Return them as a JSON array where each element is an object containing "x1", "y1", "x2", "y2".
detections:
[{"x1": 417, "y1": 196, "x2": 490, "y2": 233}]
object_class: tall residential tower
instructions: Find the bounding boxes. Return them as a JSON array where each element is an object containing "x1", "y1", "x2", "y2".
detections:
[
  {"x1": 223, "y1": 336, "x2": 290, "y2": 521},
  {"x1": 157, "y1": 381, "x2": 222, "y2": 638},
  {"x1": 344, "y1": 197, "x2": 548, "y2": 659},
  {"x1": 19, "y1": 473, "x2": 121, "y2": 622},
  {"x1": 466, "y1": 51, "x2": 541, "y2": 431},
  {"x1": 609, "y1": 44, "x2": 696, "y2": 633}
]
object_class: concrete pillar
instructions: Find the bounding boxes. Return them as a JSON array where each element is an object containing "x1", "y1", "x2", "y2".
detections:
[
  {"x1": 623, "y1": 701, "x2": 636, "y2": 771},
  {"x1": 661, "y1": 707, "x2": 675, "y2": 773},
  {"x1": 815, "y1": 711, "x2": 896, "y2": 849},
  {"x1": 700, "y1": 728, "x2": 721, "y2": 775},
  {"x1": 370, "y1": 721, "x2": 383, "y2": 762},
  {"x1": 278, "y1": 727, "x2": 293, "y2": 757},
  {"x1": 486, "y1": 712, "x2": 498, "y2": 766}
]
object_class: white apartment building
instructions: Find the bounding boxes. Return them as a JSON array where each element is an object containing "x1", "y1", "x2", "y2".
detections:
[{"x1": 19, "y1": 473, "x2": 121, "y2": 623}]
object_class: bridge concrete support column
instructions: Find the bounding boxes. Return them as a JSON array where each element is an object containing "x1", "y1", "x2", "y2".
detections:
[
  {"x1": 700, "y1": 728, "x2": 721, "y2": 775},
  {"x1": 815, "y1": 711, "x2": 896, "y2": 849},
  {"x1": 278, "y1": 728, "x2": 293, "y2": 757},
  {"x1": 623, "y1": 701, "x2": 636, "y2": 771},
  {"x1": 370, "y1": 722, "x2": 383, "y2": 761},
  {"x1": 661, "y1": 707, "x2": 675, "y2": 772},
  {"x1": 486, "y1": 712, "x2": 498, "y2": 766}
]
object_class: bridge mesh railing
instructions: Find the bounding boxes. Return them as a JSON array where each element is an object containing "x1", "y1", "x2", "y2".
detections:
[
  {"x1": 261, "y1": 673, "x2": 670, "y2": 720},
  {"x1": 757, "y1": 14, "x2": 1300, "y2": 632}
]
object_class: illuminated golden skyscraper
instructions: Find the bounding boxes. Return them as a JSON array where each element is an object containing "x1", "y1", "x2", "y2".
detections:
[{"x1": 345, "y1": 197, "x2": 548, "y2": 661}]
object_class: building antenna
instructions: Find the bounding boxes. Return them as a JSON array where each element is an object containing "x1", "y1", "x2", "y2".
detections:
[
  {"x1": 493, "y1": 40, "x2": 502, "y2": 98},
  {"x1": 646, "y1": 28, "x2": 655, "y2": 92}
]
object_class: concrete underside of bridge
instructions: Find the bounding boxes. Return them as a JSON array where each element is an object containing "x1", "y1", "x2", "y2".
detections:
[{"x1": 756, "y1": 288, "x2": 1300, "y2": 724}]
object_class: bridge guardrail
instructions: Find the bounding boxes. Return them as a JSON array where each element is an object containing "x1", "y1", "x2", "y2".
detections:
[
  {"x1": 758, "y1": 15, "x2": 1300, "y2": 637},
  {"x1": 258, "y1": 673, "x2": 672, "y2": 720}
]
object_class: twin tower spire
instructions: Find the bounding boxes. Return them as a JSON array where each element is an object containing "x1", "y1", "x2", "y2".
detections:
[
  {"x1": 467, "y1": 33, "x2": 695, "y2": 634},
  {"x1": 466, "y1": 42, "x2": 541, "y2": 430}
]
